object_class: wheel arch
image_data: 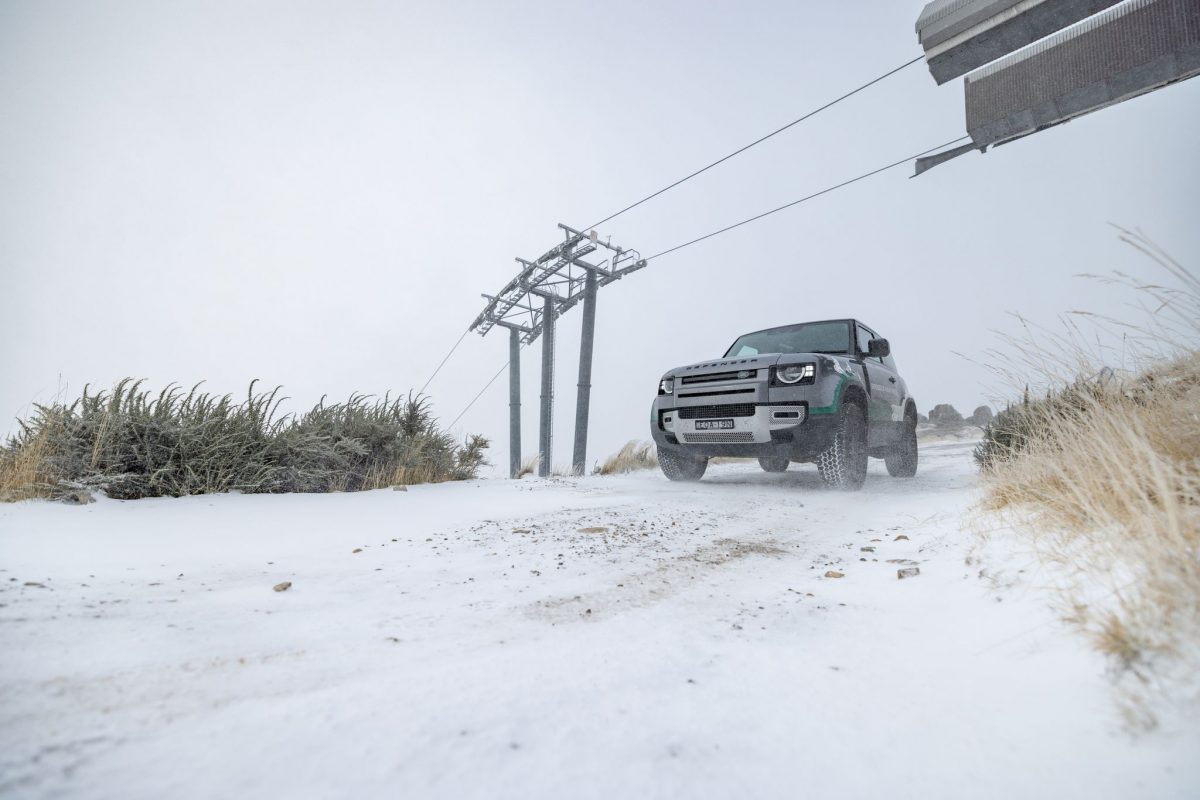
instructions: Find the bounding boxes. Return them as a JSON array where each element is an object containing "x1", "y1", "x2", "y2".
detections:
[{"x1": 841, "y1": 382, "x2": 868, "y2": 412}]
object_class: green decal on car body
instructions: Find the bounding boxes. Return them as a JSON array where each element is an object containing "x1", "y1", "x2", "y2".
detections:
[{"x1": 808, "y1": 374, "x2": 847, "y2": 415}]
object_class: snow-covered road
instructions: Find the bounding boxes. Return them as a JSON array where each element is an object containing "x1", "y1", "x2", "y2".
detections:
[{"x1": 1, "y1": 440, "x2": 1196, "y2": 799}]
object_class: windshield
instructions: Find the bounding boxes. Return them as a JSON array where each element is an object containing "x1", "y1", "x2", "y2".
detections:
[{"x1": 724, "y1": 321, "x2": 852, "y2": 358}]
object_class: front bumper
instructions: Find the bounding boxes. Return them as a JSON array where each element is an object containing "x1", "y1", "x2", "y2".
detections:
[
  {"x1": 651, "y1": 357, "x2": 847, "y2": 462},
  {"x1": 651, "y1": 400, "x2": 840, "y2": 461},
  {"x1": 661, "y1": 404, "x2": 807, "y2": 444}
]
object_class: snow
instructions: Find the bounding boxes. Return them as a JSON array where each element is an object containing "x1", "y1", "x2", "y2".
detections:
[{"x1": 1, "y1": 440, "x2": 1197, "y2": 799}]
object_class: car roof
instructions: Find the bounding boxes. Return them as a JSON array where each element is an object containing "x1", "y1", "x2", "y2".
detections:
[{"x1": 734, "y1": 318, "x2": 872, "y2": 339}]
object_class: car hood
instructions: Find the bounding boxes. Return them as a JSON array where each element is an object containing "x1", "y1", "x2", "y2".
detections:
[
  {"x1": 669, "y1": 355, "x2": 776, "y2": 378},
  {"x1": 667, "y1": 352, "x2": 839, "y2": 379}
]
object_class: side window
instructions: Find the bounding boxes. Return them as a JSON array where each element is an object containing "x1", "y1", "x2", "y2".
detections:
[
  {"x1": 857, "y1": 325, "x2": 887, "y2": 364},
  {"x1": 870, "y1": 329, "x2": 898, "y2": 370},
  {"x1": 855, "y1": 325, "x2": 873, "y2": 357}
]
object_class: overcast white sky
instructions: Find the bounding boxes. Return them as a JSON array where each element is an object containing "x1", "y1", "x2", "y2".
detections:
[{"x1": 2, "y1": 0, "x2": 1198, "y2": 471}]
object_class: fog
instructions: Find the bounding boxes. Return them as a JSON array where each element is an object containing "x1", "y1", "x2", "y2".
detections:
[{"x1": 2, "y1": 0, "x2": 1197, "y2": 472}]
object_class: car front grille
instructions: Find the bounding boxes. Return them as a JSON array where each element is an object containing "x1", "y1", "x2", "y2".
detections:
[
  {"x1": 681, "y1": 432, "x2": 756, "y2": 444},
  {"x1": 677, "y1": 404, "x2": 756, "y2": 419},
  {"x1": 680, "y1": 369, "x2": 757, "y2": 385}
]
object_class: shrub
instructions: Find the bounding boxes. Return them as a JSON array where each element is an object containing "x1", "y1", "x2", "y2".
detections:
[
  {"x1": 0, "y1": 379, "x2": 488, "y2": 501},
  {"x1": 974, "y1": 383, "x2": 1105, "y2": 470},
  {"x1": 974, "y1": 402, "x2": 1031, "y2": 470}
]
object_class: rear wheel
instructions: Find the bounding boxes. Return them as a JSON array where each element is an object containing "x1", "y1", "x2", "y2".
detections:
[
  {"x1": 657, "y1": 447, "x2": 708, "y2": 482},
  {"x1": 758, "y1": 456, "x2": 789, "y2": 473},
  {"x1": 885, "y1": 415, "x2": 919, "y2": 478},
  {"x1": 817, "y1": 400, "x2": 868, "y2": 491}
]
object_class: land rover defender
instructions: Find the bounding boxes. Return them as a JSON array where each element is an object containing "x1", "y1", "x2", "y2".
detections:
[{"x1": 650, "y1": 319, "x2": 919, "y2": 490}]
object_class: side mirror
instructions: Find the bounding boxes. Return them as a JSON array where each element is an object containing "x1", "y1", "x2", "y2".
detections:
[{"x1": 867, "y1": 338, "x2": 891, "y2": 358}]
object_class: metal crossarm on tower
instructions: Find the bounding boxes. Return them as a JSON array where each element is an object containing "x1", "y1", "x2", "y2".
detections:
[
  {"x1": 472, "y1": 225, "x2": 645, "y2": 345},
  {"x1": 470, "y1": 224, "x2": 645, "y2": 477}
]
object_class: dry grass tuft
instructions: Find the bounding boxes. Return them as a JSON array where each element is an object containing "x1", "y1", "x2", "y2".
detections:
[
  {"x1": 979, "y1": 230, "x2": 1200, "y2": 726},
  {"x1": 515, "y1": 455, "x2": 540, "y2": 479},
  {"x1": 983, "y1": 354, "x2": 1200, "y2": 673},
  {"x1": 595, "y1": 440, "x2": 658, "y2": 475},
  {"x1": 0, "y1": 424, "x2": 58, "y2": 501}
]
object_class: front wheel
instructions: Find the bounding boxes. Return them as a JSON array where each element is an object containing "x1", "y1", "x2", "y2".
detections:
[
  {"x1": 817, "y1": 400, "x2": 868, "y2": 491},
  {"x1": 657, "y1": 447, "x2": 708, "y2": 482},
  {"x1": 885, "y1": 417, "x2": 919, "y2": 478},
  {"x1": 758, "y1": 456, "x2": 789, "y2": 473}
]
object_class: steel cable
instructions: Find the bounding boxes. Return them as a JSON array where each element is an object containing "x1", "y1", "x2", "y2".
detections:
[
  {"x1": 580, "y1": 55, "x2": 925, "y2": 232},
  {"x1": 643, "y1": 135, "x2": 971, "y2": 262}
]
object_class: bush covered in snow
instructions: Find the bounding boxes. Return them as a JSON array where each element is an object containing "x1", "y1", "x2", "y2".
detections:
[{"x1": 0, "y1": 379, "x2": 488, "y2": 501}]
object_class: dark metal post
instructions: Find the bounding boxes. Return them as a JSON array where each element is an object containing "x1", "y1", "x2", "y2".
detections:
[
  {"x1": 538, "y1": 294, "x2": 555, "y2": 477},
  {"x1": 508, "y1": 327, "x2": 521, "y2": 479},
  {"x1": 572, "y1": 269, "x2": 598, "y2": 476}
]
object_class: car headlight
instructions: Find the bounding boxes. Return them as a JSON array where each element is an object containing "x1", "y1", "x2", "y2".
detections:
[
  {"x1": 775, "y1": 364, "x2": 815, "y2": 385},
  {"x1": 658, "y1": 378, "x2": 674, "y2": 395}
]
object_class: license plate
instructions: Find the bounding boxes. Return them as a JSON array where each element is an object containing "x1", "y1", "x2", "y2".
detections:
[{"x1": 695, "y1": 419, "x2": 735, "y2": 430}]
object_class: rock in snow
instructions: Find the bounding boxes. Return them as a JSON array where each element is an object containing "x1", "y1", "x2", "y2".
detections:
[{"x1": 60, "y1": 490, "x2": 95, "y2": 506}]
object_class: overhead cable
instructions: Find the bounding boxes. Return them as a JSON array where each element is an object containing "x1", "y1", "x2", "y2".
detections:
[
  {"x1": 418, "y1": 328, "x2": 470, "y2": 397},
  {"x1": 446, "y1": 358, "x2": 512, "y2": 430},
  {"x1": 643, "y1": 135, "x2": 971, "y2": 261},
  {"x1": 581, "y1": 55, "x2": 925, "y2": 232}
]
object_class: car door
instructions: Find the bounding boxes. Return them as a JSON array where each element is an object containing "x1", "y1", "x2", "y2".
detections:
[
  {"x1": 855, "y1": 324, "x2": 903, "y2": 442},
  {"x1": 879, "y1": 348, "x2": 909, "y2": 421}
]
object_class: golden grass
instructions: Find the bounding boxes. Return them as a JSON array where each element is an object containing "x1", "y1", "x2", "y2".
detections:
[
  {"x1": 986, "y1": 396, "x2": 1199, "y2": 727},
  {"x1": 980, "y1": 233, "x2": 1200, "y2": 726},
  {"x1": 0, "y1": 424, "x2": 58, "y2": 502},
  {"x1": 595, "y1": 440, "x2": 658, "y2": 475},
  {"x1": 983, "y1": 356, "x2": 1199, "y2": 648},
  {"x1": 358, "y1": 461, "x2": 451, "y2": 490}
]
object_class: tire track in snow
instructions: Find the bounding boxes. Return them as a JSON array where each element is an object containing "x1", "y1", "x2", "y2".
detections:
[{"x1": 528, "y1": 538, "x2": 789, "y2": 624}]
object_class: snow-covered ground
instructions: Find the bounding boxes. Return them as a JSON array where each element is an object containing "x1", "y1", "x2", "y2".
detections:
[{"x1": 1, "y1": 440, "x2": 1197, "y2": 799}]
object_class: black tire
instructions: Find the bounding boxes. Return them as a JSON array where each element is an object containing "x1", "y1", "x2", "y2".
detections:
[
  {"x1": 885, "y1": 415, "x2": 919, "y2": 478},
  {"x1": 758, "y1": 456, "x2": 789, "y2": 473},
  {"x1": 657, "y1": 447, "x2": 708, "y2": 482},
  {"x1": 817, "y1": 399, "x2": 868, "y2": 491}
]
